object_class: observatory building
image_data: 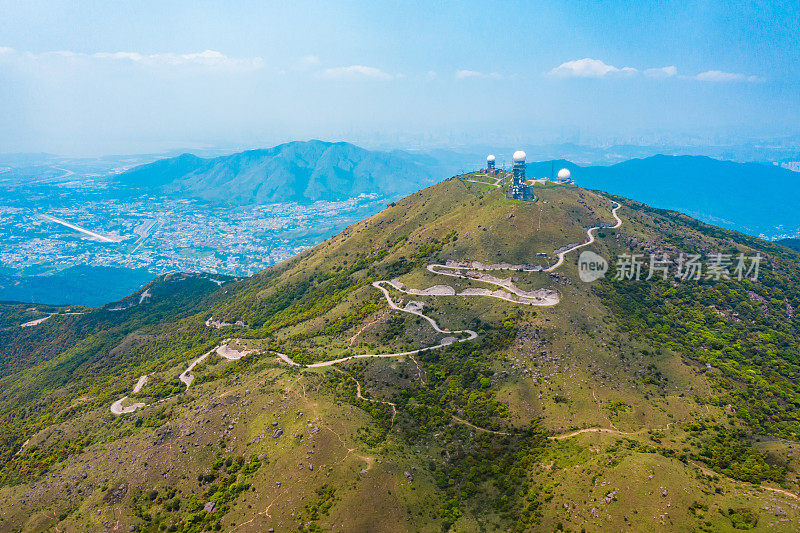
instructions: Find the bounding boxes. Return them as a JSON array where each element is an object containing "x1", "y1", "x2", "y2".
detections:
[
  {"x1": 508, "y1": 150, "x2": 534, "y2": 200},
  {"x1": 512, "y1": 150, "x2": 526, "y2": 180},
  {"x1": 486, "y1": 154, "x2": 496, "y2": 170},
  {"x1": 556, "y1": 167, "x2": 572, "y2": 184}
]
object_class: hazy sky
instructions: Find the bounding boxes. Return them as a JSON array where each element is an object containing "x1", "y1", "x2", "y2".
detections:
[{"x1": 1, "y1": 0, "x2": 798, "y2": 155}]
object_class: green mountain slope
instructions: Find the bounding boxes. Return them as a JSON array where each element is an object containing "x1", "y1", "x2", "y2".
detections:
[
  {"x1": 0, "y1": 265, "x2": 155, "y2": 307},
  {"x1": 2, "y1": 176, "x2": 800, "y2": 532},
  {"x1": 116, "y1": 140, "x2": 441, "y2": 204}
]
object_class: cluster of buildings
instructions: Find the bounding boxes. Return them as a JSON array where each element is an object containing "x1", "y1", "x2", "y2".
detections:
[
  {"x1": 483, "y1": 151, "x2": 572, "y2": 200},
  {"x1": 3, "y1": 195, "x2": 389, "y2": 280}
]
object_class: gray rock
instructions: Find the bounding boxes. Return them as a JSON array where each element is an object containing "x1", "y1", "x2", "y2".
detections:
[
  {"x1": 204, "y1": 501, "x2": 216, "y2": 512},
  {"x1": 103, "y1": 483, "x2": 128, "y2": 504}
]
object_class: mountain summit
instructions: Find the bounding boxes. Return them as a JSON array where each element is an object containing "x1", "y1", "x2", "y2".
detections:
[
  {"x1": 3, "y1": 174, "x2": 800, "y2": 531},
  {"x1": 117, "y1": 140, "x2": 440, "y2": 204}
]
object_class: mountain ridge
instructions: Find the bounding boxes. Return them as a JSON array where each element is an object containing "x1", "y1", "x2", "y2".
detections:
[
  {"x1": 117, "y1": 140, "x2": 443, "y2": 204},
  {"x1": 3, "y1": 176, "x2": 800, "y2": 531}
]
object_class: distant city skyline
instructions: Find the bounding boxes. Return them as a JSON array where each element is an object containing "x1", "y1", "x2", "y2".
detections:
[{"x1": 1, "y1": 0, "x2": 798, "y2": 156}]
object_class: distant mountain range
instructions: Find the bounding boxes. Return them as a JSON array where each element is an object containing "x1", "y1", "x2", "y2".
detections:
[
  {"x1": 117, "y1": 140, "x2": 446, "y2": 204},
  {"x1": 528, "y1": 155, "x2": 800, "y2": 239},
  {"x1": 778, "y1": 238, "x2": 800, "y2": 251},
  {"x1": 118, "y1": 147, "x2": 800, "y2": 237}
]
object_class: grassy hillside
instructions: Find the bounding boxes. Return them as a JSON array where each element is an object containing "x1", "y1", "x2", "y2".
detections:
[
  {"x1": 0, "y1": 265, "x2": 154, "y2": 307},
  {"x1": 2, "y1": 175, "x2": 800, "y2": 531}
]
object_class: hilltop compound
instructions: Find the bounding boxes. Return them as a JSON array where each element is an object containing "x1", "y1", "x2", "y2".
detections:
[{"x1": 482, "y1": 152, "x2": 575, "y2": 195}]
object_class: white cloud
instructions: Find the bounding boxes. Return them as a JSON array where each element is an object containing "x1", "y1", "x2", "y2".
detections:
[
  {"x1": 694, "y1": 70, "x2": 762, "y2": 82},
  {"x1": 644, "y1": 65, "x2": 677, "y2": 78},
  {"x1": 320, "y1": 65, "x2": 398, "y2": 80},
  {"x1": 548, "y1": 59, "x2": 763, "y2": 84},
  {"x1": 0, "y1": 46, "x2": 14, "y2": 56},
  {"x1": 91, "y1": 49, "x2": 264, "y2": 71},
  {"x1": 0, "y1": 46, "x2": 263, "y2": 72},
  {"x1": 455, "y1": 69, "x2": 503, "y2": 80},
  {"x1": 549, "y1": 58, "x2": 637, "y2": 78}
]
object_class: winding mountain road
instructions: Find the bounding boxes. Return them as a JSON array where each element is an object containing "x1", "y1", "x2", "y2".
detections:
[
  {"x1": 111, "y1": 341, "x2": 255, "y2": 414},
  {"x1": 112, "y1": 194, "x2": 624, "y2": 422},
  {"x1": 544, "y1": 200, "x2": 622, "y2": 272},
  {"x1": 422, "y1": 265, "x2": 559, "y2": 305},
  {"x1": 272, "y1": 280, "x2": 477, "y2": 368},
  {"x1": 102, "y1": 191, "x2": 800, "y2": 502},
  {"x1": 110, "y1": 396, "x2": 145, "y2": 416},
  {"x1": 179, "y1": 349, "x2": 214, "y2": 390},
  {"x1": 272, "y1": 198, "x2": 622, "y2": 368}
]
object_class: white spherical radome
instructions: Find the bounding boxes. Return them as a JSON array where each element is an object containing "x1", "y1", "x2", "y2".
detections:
[
  {"x1": 486, "y1": 154, "x2": 495, "y2": 161},
  {"x1": 512, "y1": 150, "x2": 526, "y2": 162},
  {"x1": 557, "y1": 168, "x2": 571, "y2": 179}
]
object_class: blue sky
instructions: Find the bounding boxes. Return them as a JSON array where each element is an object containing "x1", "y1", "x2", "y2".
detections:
[{"x1": 0, "y1": 0, "x2": 798, "y2": 155}]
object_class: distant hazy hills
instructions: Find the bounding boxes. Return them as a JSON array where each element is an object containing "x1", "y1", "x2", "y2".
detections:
[
  {"x1": 778, "y1": 238, "x2": 800, "y2": 251},
  {"x1": 528, "y1": 155, "x2": 800, "y2": 239},
  {"x1": 118, "y1": 146, "x2": 799, "y2": 236},
  {"x1": 117, "y1": 140, "x2": 443, "y2": 204}
]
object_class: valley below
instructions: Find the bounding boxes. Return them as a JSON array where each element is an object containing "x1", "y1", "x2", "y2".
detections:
[{"x1": 0, "y1": 142, "x2": 437, "y2": 306}]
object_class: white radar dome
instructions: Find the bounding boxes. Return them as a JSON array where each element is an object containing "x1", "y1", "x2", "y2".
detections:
[
  {"x1": 557, "y1": 168, "x2": 571, "y2": 180},
  {"x1": 487, "y1": 154, "x2": 495, "y2": 161},
  {"x1": 512, "y1": 150, "x2": 526, "y2": 162}
]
